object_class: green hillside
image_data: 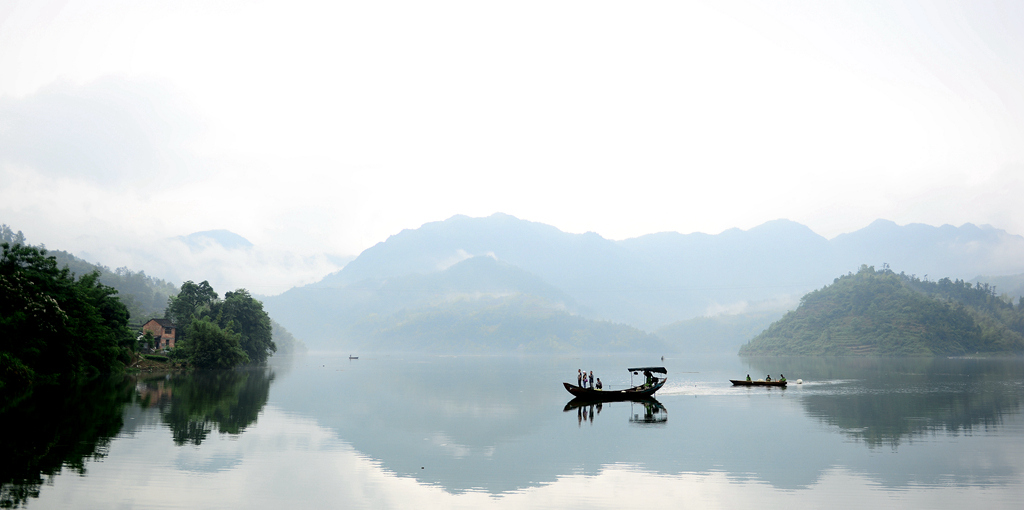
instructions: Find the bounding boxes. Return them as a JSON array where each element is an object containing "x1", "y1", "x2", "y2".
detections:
[
  {"x1": 47, "y1": 250, "x2": 179, "y2": 322},
  {"x1": 3, "y1": 224, "x2": 178, "y2": 321},
  {"x1": 347, "y1": 295, "x2": 665, "y2": 354},
  {"x1": 740, "y1": 265, "x2": 1024, "y2": 356}
]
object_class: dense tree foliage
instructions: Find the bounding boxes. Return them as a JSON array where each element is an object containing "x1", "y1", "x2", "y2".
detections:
[
  {"x1": 211, "y1": 290, "x2": 275, "y2": 363},
  {"x1": 1, "y1": 243, "x2": 135, "y2": 398},
  {"x1": 166, "y1": 282, "x2": 275, "y2": 367},
  {"x1": 176, "y1": 318, "x2": 249, "y2": 369},
  {"x1": 166, "y1": 280, "x2": 218, "y2": 327},
  {"x1": 740, "y1": 265, "x2": 1024, "y2": 356}
]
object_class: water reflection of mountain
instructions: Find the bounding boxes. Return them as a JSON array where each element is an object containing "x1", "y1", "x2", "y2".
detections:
[
  {"x1": 273, "y1": 356, "x2": 822, "y2": 493},
  {"x1": 744, "y1": 357, "x2": 1024, "y2": 448},
  {"x1": 271, "y1": 356, "x2": 629, "y2": 493},
  {"x1": 273, "y1": 355, "x2": 1024, "y2": 495}
]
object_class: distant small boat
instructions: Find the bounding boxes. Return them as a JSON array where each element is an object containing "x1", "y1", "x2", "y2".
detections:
[
  {"x1": 349, "y1": 355, "x2": 358, "y2": 360},
  {"x1": 730, "y1": 379, "x2": 787, "y2": 387}
]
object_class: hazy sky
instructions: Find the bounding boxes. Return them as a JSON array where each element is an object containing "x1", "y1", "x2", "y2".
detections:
[{"x1": 2, "y1": 0, "x2": 1023, "y2": 292}]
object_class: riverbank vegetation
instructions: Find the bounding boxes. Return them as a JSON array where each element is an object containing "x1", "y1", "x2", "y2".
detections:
[
  {"x1": 1, "y1": 225, "x2": 292, "y2": 408},
  {"x1": 1, "y1": 242, "x2": 136, "y2": 402},
  {"x1": 165, "y1": 280, "x2": 276, "y2": 368},
  {"x1": 740, "y1": 265, "x2": 1024, "y2": 356}
]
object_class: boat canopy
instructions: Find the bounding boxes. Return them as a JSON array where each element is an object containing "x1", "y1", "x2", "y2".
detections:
[{"x1": 627, "y1": 367, "x2": 667, "y2": 374}]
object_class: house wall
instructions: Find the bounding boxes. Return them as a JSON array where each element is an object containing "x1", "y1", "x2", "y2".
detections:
[{"x1": 142, "y1": 321, "x2": 176, "y2": 350}]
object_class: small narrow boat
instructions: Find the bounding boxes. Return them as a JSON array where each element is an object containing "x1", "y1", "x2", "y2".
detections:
[
  {"x1": 563, "y1": 367, "x2": 667, "y2": 401},
  {"x1": 730, "y1": 379, "x2": 787, "y2": 387}
]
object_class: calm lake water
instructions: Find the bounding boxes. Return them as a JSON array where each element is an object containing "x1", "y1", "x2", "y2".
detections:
[{"x1": 3, "y1": 353, "x2": 1023, "y2": 509}]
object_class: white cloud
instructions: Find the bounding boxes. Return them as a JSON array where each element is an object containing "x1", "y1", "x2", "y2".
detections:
[
  {"x1": 0, "y1": 77, "x2": 199, "y2": 184},
  {"x1": 3, "y1": 0, "x2": 1024, "y2": 289}
]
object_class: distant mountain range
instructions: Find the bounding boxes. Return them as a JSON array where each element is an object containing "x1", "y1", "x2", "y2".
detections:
[{"x1": 261, "y1": 213, "x2": 1024, "y2": 351}]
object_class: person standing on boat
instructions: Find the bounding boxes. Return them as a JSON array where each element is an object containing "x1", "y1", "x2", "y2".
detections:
[
  {"x1": 578, "y1": 369, "x2": 583, "y2": 388},
  {"x1": 746, "y1": 374, "x2": 751, "y2": 382},
  {"x1": 589, "y1": 371, "x2": 594, "y2": 389},
  {"x1": 644, "y1": 370, "x2": 654, "y2": 388}
]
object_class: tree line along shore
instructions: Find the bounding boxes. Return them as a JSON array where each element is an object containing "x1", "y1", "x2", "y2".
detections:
[{"x1": 1, "y1": 239, "x2": 287, "y2": 410}]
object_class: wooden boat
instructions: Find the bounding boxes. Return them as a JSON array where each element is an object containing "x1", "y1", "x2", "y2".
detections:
[
  {"x1": 563, "y1": 367, "x2": 667, "y2": 401},
  {"x1": 730, "y1": 379, "x2": 787, "y2": 387}
]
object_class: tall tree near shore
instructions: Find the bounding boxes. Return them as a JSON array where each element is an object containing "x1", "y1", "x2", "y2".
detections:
[
  {"x1": 212, "y1": 289, "x2": 276, "y2": 364},
  {"x1": 166, "y1": 280, "x2": 218, "y2": 326}
]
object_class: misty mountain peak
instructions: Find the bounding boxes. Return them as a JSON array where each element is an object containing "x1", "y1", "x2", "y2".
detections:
[
  {"x1": 742, "y1": 218, "x2": 827, "y2": 243},
  {"x1": 179, "y1": 230, "x2": 253, "y2": 251}
]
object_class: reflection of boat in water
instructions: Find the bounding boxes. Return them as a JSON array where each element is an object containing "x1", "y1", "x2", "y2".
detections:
[
  {"x1": 563, "y1": 398, "x2": 605, "y2": 412},
  {"x1": 630, "y1": 399, "x2": 667, "y2": 425},
  {"x1": 730, "y1": 379, "x2": 786, "y2": 387},
  {"x1": 563, "y1": 367, "x2": 667, "y2": 401},
  {"x1": 563, "y1": 397, "x2": 667, "y2": 425}
]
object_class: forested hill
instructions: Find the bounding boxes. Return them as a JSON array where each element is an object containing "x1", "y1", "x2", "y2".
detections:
[
  {"x1": 2, "y1": 223, "x2": 178, "y2": 321},
  {"x1": 47, "y1": 250, "x2": 179, "y2": 322},
  {"x1": 740, "y1": 266, "x2": 1024, "y2": 356}
]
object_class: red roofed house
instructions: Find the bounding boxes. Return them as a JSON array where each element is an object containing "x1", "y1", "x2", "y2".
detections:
[{"x1": 142, "y1": 318, "x2": 177, "y2": 350}]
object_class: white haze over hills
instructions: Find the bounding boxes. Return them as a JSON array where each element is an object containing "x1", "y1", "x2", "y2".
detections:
[
  {"x1": 3, "y1": 1, "x2": 1024, "y2": 283},
  {"x1": 258, "y1": 213, "x2": 1024, "y2": 350},
  {"x1": 61, "y1": 228, "x2": 353, "y2": 298}
]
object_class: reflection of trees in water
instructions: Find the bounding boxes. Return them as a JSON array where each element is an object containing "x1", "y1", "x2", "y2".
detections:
[
  {"x1": 800, "y1": 389, "x2": 1021, "y2": 448},
  {"x1": 0, "y1": 369, "x2": 275, "y2": 507},
  {"x1": 745, "y1": 357, "x2": 1024, "y2": 448},
  {"x1": 0, "y1": 376, "x2": 135, "y2": 508},
  {"x1": 146, "y1": 369, "x2": 274, "y2": 446}
]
